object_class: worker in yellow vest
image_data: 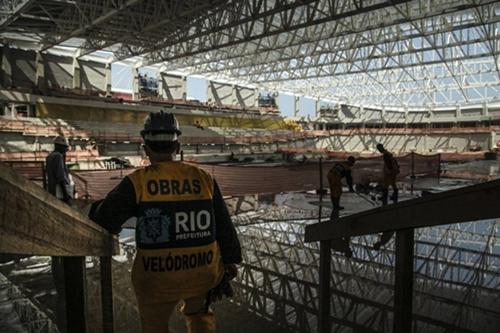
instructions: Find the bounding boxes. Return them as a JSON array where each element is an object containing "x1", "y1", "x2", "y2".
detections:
[
  {"x1": 327, "y1": 156, "x2": 356, "y2": 211},
  {"x1": 92, "y1": 111, "x2": 241, "y2": 333}
]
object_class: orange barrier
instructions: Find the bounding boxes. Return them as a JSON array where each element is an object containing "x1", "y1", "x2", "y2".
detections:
[
  {"x1": 1, "y1": 161, "x2": 45, "y2": 182},
  {"x1": 0, "y1": 150, "x2": 99, "y2": 162},
  {"x1": 68, "y1": 153, "x2": 439, "y2": 200},
  {"x1": 313, "y1": 126, "x2": 500, "y2": 136}
]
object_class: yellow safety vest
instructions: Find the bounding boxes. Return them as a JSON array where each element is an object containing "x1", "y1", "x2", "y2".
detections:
[{"x1": 127, "y1": 161, "x2": 224, "y2": 304}]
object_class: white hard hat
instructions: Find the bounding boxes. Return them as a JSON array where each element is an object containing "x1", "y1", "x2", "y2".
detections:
[{"x1": 54, "y1": 136, "x2": 69, "y2": 147}]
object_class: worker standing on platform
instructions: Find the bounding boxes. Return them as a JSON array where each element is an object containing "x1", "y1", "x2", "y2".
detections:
[
  {"x1": 374, "y1": 143, "x2": 400, "y2": 251},
  {"x1": 46, "y1": 136, "x2": 74, "y2": 204},
  {"x1": 327, "y1": 156, "x2": 356, "y2": 211},
  {"x1": 45, "y1": 135, "x2": 74, "y2": 333},
  {"x1": 376, "y1": 143, "x2": 399, "y2": 205},
  {"x1": 91, "y1": 111, "x2": 242, "y2": 333}
]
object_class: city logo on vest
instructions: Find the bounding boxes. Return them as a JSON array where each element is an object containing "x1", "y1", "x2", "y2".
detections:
[
  {"x1": 137, "y1": 208, "x2": 171, "y2": 244},
  {"x1": 175, "y1": 210, "x2": 212, "y2": 241}
]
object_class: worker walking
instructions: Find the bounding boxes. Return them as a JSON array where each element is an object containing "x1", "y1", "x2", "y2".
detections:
[
  {"x1": 374, "y1": 143, "x2": 400, "y2": 250},
  {"x1": 91, "y1": 111, "x2": 242, "y2": 333},
  {"x1": 326, "y1": 156, "x2": 355, "y2": 258},
  {"x1": 376, "y1": 143, "x2": 399, "y2": 205},
  {"x1": 327, "y1": 156, "x2": 356, "y2": 211}
]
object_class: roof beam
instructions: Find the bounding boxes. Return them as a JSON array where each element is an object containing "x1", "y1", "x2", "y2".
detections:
[
  {"x1": 184, "y1": 17, "x2": 500, "y2": 76},
  {"x1": 0, "y1": 0, "x2": 37, "y2": 29},
  {"x1": 140, "y1": 0, "x2": 412, "y2": 63},
  {"x1": 155, "y1": 0, "x2": 497, "y2": 68},
  {"x1": 41, "y1": 0, "x2": 144, "y2": 51}
]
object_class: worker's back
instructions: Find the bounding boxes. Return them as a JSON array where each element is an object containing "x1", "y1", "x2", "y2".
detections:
[{"x1": 128, "y1": 161, "x2": 224, "y2": 302}]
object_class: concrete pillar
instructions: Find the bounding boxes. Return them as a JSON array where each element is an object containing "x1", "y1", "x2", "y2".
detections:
[
  {"x1": 1, "y1": 46, "x2": 12, "y2": 88},
  {"x1": 483, "y1": 102, "x2": 489, "y2": 117},
  {"x1": 294, "y1": 96, "x2": 300, "y2": 117},
  {"x1": 132, "y1": 67, "x2": 140, "y2": 100},
  {"x1": 490, "y1": 131, "x2": 496, "y2": 150},
  {"x1": 456, "y1": 105, "x2": 461, "y2": 118},
  {"x1": 181, "y1": 76, "x2": 187, "y2": 101},
  {"x1": 206, "y1": 80, "x2": 211, "y2": 103},
  {"x1": 35, "y1": 51, "x2": 45, "y2": 91},
  {"x1": 315, "y1": 99, "x2": 320, "y2": 117},
  {"x1": 72, "y1": 57, "x2": 81, "y2": 89},
  {"x1": 157, "y1": 73, "x2": 164, "y2": 98},
  {"x1": 104, "y1": 62, "x2": 112, "y2": 94},
  {"x1": 254, "y1": 88, "x2": 259, "y2": 107},
  {"x1": 10, "y1": 103, "x2": 16, "y2": 117},
  {"x1": 232, "y1": 84, "x2": 237, "y2": 106}
]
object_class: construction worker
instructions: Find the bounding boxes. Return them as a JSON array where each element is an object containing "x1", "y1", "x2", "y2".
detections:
[
  {"x1": 376, "y1": 143, "x2": 399, "y2": 205},
  {"x1": 46, "y1": 136, "x2": 73, "y2": 204},
  {"x1": 91, "y1": 111, "x2": 242, "y2": 333},
  {"x1": 45, "y1": 135, "x2": 74, "y2": 333},
  {"x1": 374, "y1": 143, "x2": 400, "y2": 250},
  {"x1": 327, "y1": 156, "x2": 355, "y2": 211}
]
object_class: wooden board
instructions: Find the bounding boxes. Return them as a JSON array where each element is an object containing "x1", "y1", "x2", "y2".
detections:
[
  {"x1": 0, "y1": 162, "x2": 118, "y2": 256},
  {"x1": 305, "y1": 178, "x2": 500, "y2": 242}
]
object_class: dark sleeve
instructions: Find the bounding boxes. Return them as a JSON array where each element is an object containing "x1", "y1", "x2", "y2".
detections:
[
  {"x1": 384, "y1": 153, "x2": 394, "y2": 170},
  {"x1": 90, "y1": 177, "x2": 137, "y2": 234},
  {"x1": 53, "y1": 154, "x2": 68, "y2": 184},
  {"x1": 213, "y1": 180, "x2": 242, "y2": 264},
  {"x1": 345, "y1": 170, "x2": 353, "y2": 188}
]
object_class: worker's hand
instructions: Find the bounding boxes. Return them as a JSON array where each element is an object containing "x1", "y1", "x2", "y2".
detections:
[
  {"x1": 224, "y1": 263, "x2": 238, "y2": 280},
  {"x1": 207, "y1": 264, "x2": 238, "y2": 304}
]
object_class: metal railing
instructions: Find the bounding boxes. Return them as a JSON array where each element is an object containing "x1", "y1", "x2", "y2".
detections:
[{"x1": 305, "y1": 178, "x2": 500, "y2": 333}]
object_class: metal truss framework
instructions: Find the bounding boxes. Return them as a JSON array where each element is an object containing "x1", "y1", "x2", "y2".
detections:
[
  {"x1": 0, "y1": 272, "x2": 58, "y2": 333},
  {"x1": 106, "y1": 213, "x2": 500, "y2": 333},
  {"x1": 0, "y1": 0, "x2": 499, "y2": 109},
  {"x1": 232, "y1": 219, "x2": 500, "y2": 333}
]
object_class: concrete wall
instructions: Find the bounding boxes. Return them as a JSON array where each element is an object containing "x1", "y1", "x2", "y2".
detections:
[
  {"x1": 207, "y1": 81, "x2": 234, "y2": 106},
  {"x1": 207, "y1": 81, "x2": 256, "y2": 108},
  {"x1": 234, "y1": 85, "x2": 256, "y2": 108},
  {"x1": 10, "y1": 48, "x2": 36, "y2": 88},
  {"x1": 79, "y1": 59, "x2": 107, "y2": 91},
  {"x1": 43, "y1": 53, "x2": 73, "y2": 89},
  {"x1": 159, "y1": 73, "x2": 186, "y2": 100},
  {"x1": 0, "y1": 46, "x2": 108, "y2": 92}
]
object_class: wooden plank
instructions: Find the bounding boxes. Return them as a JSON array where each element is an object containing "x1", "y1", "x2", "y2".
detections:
[
  {"x1": 0, "y1": 162, "x2": 119, "y2": 256},
  {"x1": 393, "y1": 229, "x2": 414, "y2": 333},
  {"x1": 305, "y1": 179, "x2": 500, "y2": 242}
]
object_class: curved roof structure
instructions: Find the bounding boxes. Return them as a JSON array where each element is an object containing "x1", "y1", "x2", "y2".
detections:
[{"x1": 1, "y1": 0, "x2": 499, "y2": 109}]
